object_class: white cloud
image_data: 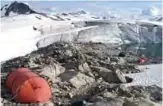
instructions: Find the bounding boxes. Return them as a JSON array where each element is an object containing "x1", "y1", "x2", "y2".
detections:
[{"x1": 142, "y1": 6, "x2": 160, "y2": 16}]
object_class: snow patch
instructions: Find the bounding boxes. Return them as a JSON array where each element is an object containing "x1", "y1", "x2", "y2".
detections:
[{"x1": 125, "y1": 64, "x2": 162, "y2": 88}]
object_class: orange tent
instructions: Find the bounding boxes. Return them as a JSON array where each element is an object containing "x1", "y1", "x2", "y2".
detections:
[{"x1": 6, "y1": 68, "x2": 51, "y2": 103}]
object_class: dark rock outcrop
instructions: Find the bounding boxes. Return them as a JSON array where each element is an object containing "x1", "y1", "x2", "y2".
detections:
[{"x1": 2, "y1": 1, "x2": 36, "y2": 16}]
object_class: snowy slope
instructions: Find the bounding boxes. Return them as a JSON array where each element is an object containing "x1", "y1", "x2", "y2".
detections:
[
  {"x1": 0, "y1": 2, "x2": 72, "y2": 62},
  {"x1": 0, "y1": 13, "x2": 76, "y2": 62},
  {"x1": 0, "y1": 2, "x2": 99, "y2": 62},
  {"x1": 0, "y1": 26, "x2": 39, "y2": 62}
]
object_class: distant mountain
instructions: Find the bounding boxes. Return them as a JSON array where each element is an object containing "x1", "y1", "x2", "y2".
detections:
[
  {"x1": 150, "y1": 16, "x2": 162, "y2": 22},
  {"x1": 56, "y1": 10, "x2": 101, "y2": 21},
  {"x1": 0, "y1": 1, "x2": 123, "y2": 21},
  {"x1": 1, "y1": 1, "x2": 65, "y2": 21},
  {"x1": 1, "y1": 1, "x2": 36, "y2": 17},
  {"x1": 157, "y1": 17, "x2": 162, "y2": 22}
]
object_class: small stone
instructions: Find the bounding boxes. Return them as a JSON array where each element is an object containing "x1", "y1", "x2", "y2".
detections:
[
  {"x1": 90, "y1": 96, "x2": 104, "y2": 102},
  {"x1": 0, "y1": 97, "x2": 3, "y2": 103},
  {"x1": 117, "y1": 57, "x2": 126, "y2": 65},
  {"x1": 11, "y1": 103, "x2": 17, "y2": 106},
  {"x1": 65, "y1": 50, "x2": 73, "y2": 57},
  {"x1": 17, "y1": 103, "x2": 27, "y2": 106},
  {"x1": 44, "y1": 101, "x2": 54, "y2": 106},
  {"x1": 107, "y1": 57, "x2": 110, "y2": 63},
  {"x1": 103, "y1": 92, "x2": 116, "y2": 98},
  {"x1": 87, "y1": 71, "x2": 95, "y2": 78},
  {"x1": 78, "y1": 62, "x2": 91, "y2": 73},
  {"x1": 118, "y1": 52, "x2": 125, "y2": 57},
  {"x1": 2, "y1": 99, "x2": 8, "y2": 103},
  {"x1": 37, "y1": 103, "x2": 45, "y2": 106},
  {"x1": 110, "y1": 57, "x2": 119, "y2": 63},
  {"x1": 71, "y1": 100, "x2": 87, "y2": 106},
  {"x1": 3, "y1": 103, "x2": 10, "y2": 106},
  {"x1": 110, "y1": 62, "x2": 117, "y2": 65},
  {"x1": 123, "y1": 98, "x2": 138, "y2": 106},
  {"x1": 68, "y1": 93, "x2": 73, "y2": 98}
]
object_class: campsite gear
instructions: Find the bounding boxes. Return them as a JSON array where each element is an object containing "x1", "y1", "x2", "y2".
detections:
[
  {"x1": 6, "y1": 68, "x2": 51, "y2": 103},
  {"x1": 138, "y1": 58, "x2": 146, "y2": 64}
]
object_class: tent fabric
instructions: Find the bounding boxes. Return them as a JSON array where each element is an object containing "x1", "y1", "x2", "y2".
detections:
[
  {"x1": 6, "y1": 68, "x2": 31, "y2": 89},
  {"x1": 6, "y1": 68, "x2": 52, "y2": 103}
]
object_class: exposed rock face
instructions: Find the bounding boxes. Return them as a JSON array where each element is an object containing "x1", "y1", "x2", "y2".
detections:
[{"x1": 1, "y1": 1, "x2": 36, "y2": 17}]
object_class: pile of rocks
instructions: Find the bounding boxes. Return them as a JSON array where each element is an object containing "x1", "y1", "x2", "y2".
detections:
[{"x1": 1, "y1": 42, "x2": 162, "y2": 106}]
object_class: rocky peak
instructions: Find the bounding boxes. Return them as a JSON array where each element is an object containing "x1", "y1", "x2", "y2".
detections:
[
  {"x1": 60, "y1": 10, "x2": 87, "y2": 16},
  {"x1": 1, "y1": 1, "x2": 36, "y2": 17}
]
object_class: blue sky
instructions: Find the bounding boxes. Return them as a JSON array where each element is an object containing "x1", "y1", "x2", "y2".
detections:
[{"x1": 1, "y1": 1, "x2": 162, "y2": 17}]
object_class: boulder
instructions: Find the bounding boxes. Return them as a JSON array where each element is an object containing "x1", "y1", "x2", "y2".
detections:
[
  {"x1": 110, "y1": 57, "x2": 119, "y2": 63},
  {"x1": 91, "y1": 66, "x2": 126, "y2": 83},
  {"x1": 69, "y1": 72, "x2": 95, "y2": 88},
  {"x1": 59, "y1": 70, "x2": 94, "y2": 89},
  {"x1": 44, "y1": 101, "x2": 55, "y2": 106},
  {"x1": 102, "y1": 92, "x2": 117, "y2": 98},
  {"x1": 117, "y1": 57, "x2": 126, "y2": 65},
  {"x1": 115, "y1": 69, "x2": 127, "y2": 83},
  {"x1": 91, "y1": 66, "x2": 112, "y2": 73},
  {"x1": 39, "y1": 63, "x2": 65, "y2": 82},
  {"x1": 65, "y1": 50, "x2": 73, "y2": 57},
  {"x1": 150, "y1": 91, "x2": 162, "y2": 102},
  {"x1": 78, "y1": 62, "x2": 91, "y2": 73}
]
